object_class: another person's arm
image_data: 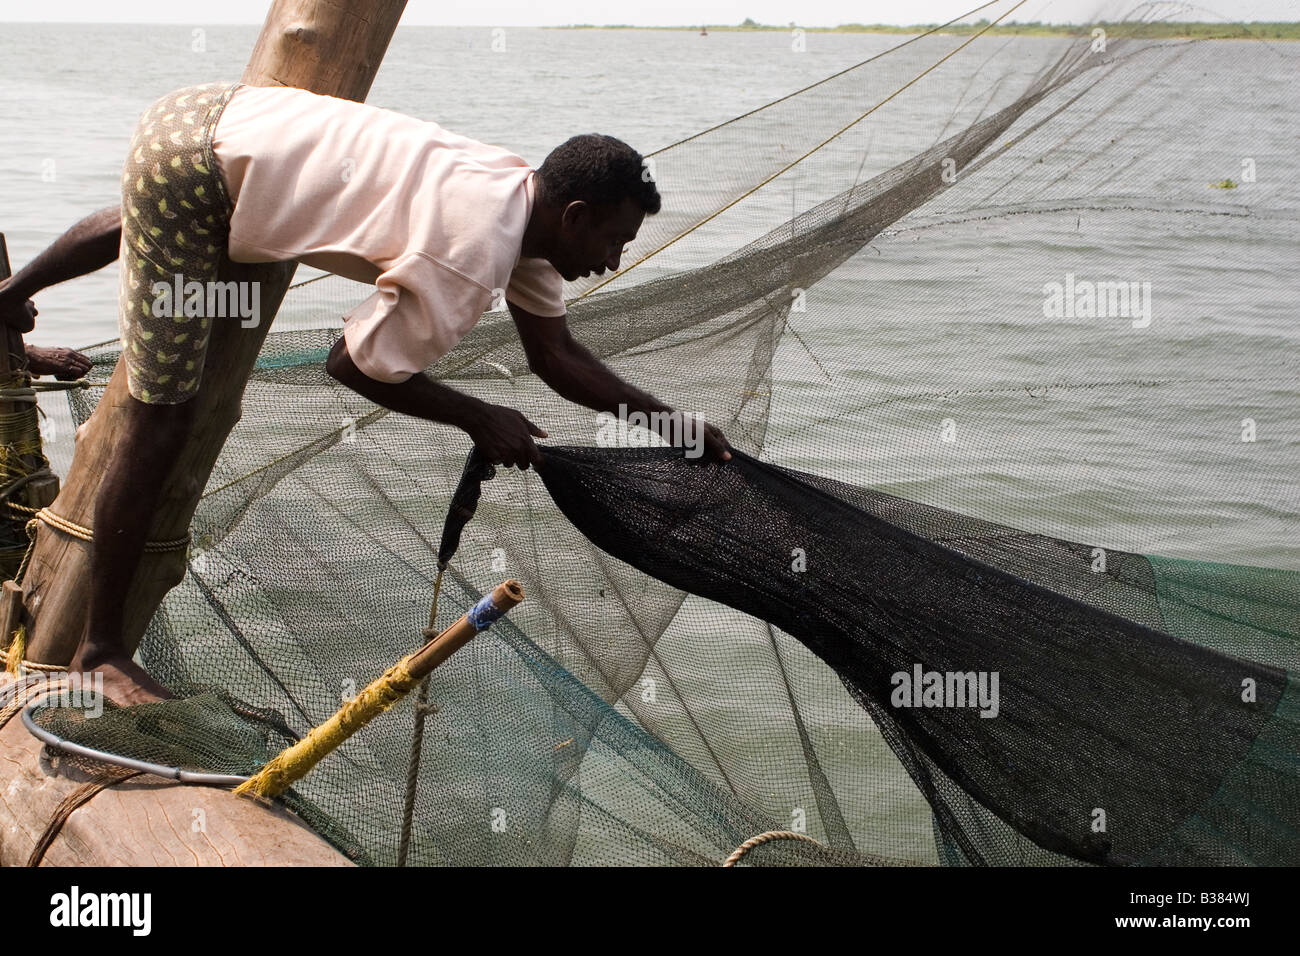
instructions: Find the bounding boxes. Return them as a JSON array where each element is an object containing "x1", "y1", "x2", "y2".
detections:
[
  {"x1": 0, "y1": 206, "x2": 122, "y2": 331},
  {"x1": 510, "y1": 303, "x2": 731, "y2": 462}
]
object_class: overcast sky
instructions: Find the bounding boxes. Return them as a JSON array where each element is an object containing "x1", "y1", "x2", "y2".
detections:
[{"x1": 1, "y1": 0, "x2": 1296, "y2": 26}]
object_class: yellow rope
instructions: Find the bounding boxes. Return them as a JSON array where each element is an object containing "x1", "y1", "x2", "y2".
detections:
[
  {"x1": 0, "y1": 642, "x2": 66, "y2": 675},
  {"x1": 0, "y1": 373, "x2": 51, "y2": 586},
  {"x1": 722, "y1": 830, "x2": 826, "y2": 867},
  {"x1": 234, "y1": 656, "x2": 420, "y2": 799},
  {"x1": 32, "y1": 507, "x2": 190, "y2": 553},
  {"x1": 4, "y1": 623, "x2": 26, "y2": 677}
]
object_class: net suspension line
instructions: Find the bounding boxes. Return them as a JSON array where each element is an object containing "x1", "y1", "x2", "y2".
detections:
[{"x1": 578, "y1": 0, "x2": 1030, "y2": 301}]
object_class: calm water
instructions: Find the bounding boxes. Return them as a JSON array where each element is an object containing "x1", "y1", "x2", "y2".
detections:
[{"x1": 0, "y1": 23, "x2": 1297, "y2": 572}]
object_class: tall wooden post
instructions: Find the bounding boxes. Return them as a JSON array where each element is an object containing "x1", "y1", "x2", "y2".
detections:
[
  {"x1": 0, "y1": 237, "x2": 60, "y2": 588},
  {"x1": 19, "y1": 0, "x2": 408, "y2": 665}
]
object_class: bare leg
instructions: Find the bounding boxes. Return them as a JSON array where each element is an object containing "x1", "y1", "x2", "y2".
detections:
[{"x1": 68, "y1": 395, "x2": 196, "y2": 705}]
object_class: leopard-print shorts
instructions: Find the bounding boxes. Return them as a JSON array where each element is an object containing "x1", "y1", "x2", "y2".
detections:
[{"x1": 117, "y1": 81, "x2": 241, "y2": 404}]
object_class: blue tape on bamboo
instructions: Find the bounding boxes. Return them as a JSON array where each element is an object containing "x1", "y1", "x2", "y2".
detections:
[{"x1": 467, "y1": 592, "x2": 506, "y2": 631}]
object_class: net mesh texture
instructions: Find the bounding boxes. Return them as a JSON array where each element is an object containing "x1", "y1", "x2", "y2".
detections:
[{"x1": 29, "y1": 3, "x2": 1300, "y2": 866}]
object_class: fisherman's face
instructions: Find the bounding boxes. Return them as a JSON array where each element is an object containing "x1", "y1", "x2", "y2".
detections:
[{"x1": 553, "y1": 197, "x2": 644, "y2": 282}]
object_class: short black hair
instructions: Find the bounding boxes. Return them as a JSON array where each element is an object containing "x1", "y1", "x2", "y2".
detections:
[{"x1": 536, "y1": 134, "x2": 661, "y2": 215}]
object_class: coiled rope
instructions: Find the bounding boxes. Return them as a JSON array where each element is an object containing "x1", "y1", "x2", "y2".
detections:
[{"x1": 0, "y1": 632, "x2": 67, "y2": 677}]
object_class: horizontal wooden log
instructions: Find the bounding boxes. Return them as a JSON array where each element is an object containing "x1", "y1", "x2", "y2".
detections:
[{"x1": 0, "y1": 677, "x2": 352, "y2": 866}]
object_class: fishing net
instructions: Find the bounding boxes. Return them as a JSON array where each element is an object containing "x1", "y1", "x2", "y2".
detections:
[{"x1": 28, "y1": 4, "x2": 1300, "y2": 865}]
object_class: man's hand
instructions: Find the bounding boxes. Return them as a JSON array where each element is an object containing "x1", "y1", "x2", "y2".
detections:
[
  {"x1": 27, "y1": 344, "x2": 92, "y2": 380},
  {"x1": 467, "y1": 404, "x2": 548, "y2": 470},
  {"x1": 0, "y1": 280, "x2": 37, "y2": 333},
  {"x1": 510, "y1": 303, "x2": 732, "y2": 465},
  {"x1": 698, "y1": 419, "x2": 732, "y2": 463},
  {"x1": 653, "y1": 411, "x2": 732, "y2": 462}
]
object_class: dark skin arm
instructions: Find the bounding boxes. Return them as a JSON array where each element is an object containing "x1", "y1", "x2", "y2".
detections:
[
  {"x1": 326, "y1": 302, "x2": 731, "y2": 469},
  {"x1": 326, "y1": 336, "x2": 548, "y2": 470},
  {"x1": 509, "y1": 302, "x2": 731, "y2": 462},
  {"x1": 0, "y1": 206, "x2": 122, "y2": 331}
]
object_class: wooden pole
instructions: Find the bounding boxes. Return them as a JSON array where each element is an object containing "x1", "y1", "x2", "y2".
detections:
[
  {"x1": 0, "y1": 235, "x2": 25, "y2": 381},
  {"x1": 0, "y1": 236, "x2": 59, "y2": 589},
  {"x1": 235, "y1": 581, "x2": 524, "y2": 800},
  {"x1": 20, "y1": 0, "x2": 408, "y2": 666}
]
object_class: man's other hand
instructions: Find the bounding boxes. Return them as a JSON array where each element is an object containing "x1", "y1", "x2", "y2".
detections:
[
  {"x1": 27, "y1": 344, "x2": 91, "y2": 380},
  {"x1": 470, "y1": 404, "x2": 548, "y2": 470},
  {"x1": 0, "y1": 280, "x2": 37, "y2": 333},
  {"x1": 699, "y1": 419, "x2": 732, "y2": 463}
]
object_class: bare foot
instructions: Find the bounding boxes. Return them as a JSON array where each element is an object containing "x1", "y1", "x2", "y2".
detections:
[{"x1": 69, "y1": 650, "x2": 173, "y2": 706}]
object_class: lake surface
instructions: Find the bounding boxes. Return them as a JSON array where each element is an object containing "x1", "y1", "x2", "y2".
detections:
[{"x1": 2, "y1": 24, "x2": 1295, "y2": 569}]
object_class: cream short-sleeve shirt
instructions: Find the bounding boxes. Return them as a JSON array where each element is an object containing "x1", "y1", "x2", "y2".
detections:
[{"x1": 211, "y1": 85, "x2": 566, "y2": 383}]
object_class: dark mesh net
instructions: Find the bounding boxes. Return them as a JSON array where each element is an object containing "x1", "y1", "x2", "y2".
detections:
[{"x1": 538, "y1": 445, "x2": 1300, "y2": 865}]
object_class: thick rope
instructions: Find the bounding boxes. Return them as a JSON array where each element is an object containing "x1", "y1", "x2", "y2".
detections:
[
  {"x1": 397, "y1": 566, "x2": 443, "y2": 866},
  {"x1": 0, "y1": 645, "x2": 65, "y2": 677},
  {"x1": 31, "y1": 507, "x2": 190, "y2": 553},
  {"x1": 0, "y1": 373, "x2": 53, "y2": 584},
  {"x1": 722, "y1": 830, "x2": 826, "y2": 867},
  {"x1": 26, "y1": 766, "x2": 144, "y2": 867}
]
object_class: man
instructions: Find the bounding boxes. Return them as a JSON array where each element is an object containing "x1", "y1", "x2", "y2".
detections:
[{"x1": 0, "y1": 81, "x2": 730, "y2": 705}]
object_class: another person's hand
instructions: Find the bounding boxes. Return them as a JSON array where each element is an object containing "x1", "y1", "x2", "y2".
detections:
[
  {"x1": 0, "y1": 280, "x2": 37, "y2": 333},
  {"x1": 468, "y1": 403, "x2": 547, "y2": 470},
  {"x1": 26, "y1": 345, "x2": 91, "y2": 380}
]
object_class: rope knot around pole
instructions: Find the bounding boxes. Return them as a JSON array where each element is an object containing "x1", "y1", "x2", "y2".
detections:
[{"x1": 32, "y1": 507, "x2": 191, "y2": 553}]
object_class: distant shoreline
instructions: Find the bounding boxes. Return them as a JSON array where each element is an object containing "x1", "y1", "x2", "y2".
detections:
[
  {"x1": 2, "y1": 22, "x2": 1296, "y2": 39},
  {"x1": 548, "y1": 22, "x2": 1300, "y2": 40}
]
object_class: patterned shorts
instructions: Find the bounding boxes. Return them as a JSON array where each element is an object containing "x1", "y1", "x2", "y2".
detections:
[{"x1": 118, "y1": 81, "x2": 242, "y2": 405}]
